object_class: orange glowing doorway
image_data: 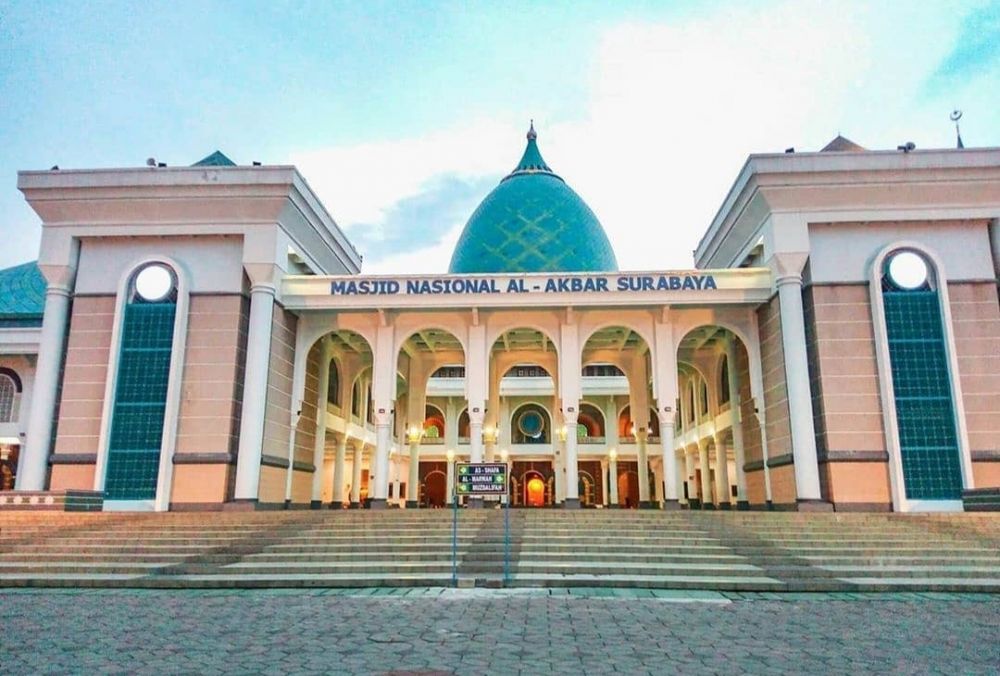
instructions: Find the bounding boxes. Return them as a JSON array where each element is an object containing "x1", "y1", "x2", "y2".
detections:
[{"x1": 526, "y1": 477, "x2": 546, "y2": 507}]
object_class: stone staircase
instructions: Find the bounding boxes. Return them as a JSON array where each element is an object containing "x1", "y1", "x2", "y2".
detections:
[{"x1": 0, "y1": 510, "x2": 997, "y2": 591}]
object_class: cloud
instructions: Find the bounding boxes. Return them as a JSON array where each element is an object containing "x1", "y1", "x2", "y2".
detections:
[
  {"x1": 344, "y1": 173, "x2": 496, "y2": 261},
  {"x1": 926, "y1": 1, "x2": 1000, "y2": 93},
  {"x1": 289, "y1": 0, "x2": 995, "y2": 273}
]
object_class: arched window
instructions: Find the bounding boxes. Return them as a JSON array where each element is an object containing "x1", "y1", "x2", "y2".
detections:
[
  {"x1": 327, "y1": 360, "x2": 340, "y2": 406},
  {"x1": 880, "y1": 249, "x2": 963, "y2": 500},
  {"x1": 647, "y1": 408, "x2": 660, "y2": 437},
  {"x1": 105, "y1": 263, "x2": 179, "y2": 500},
  {"x1": 577, "y1": 403, "x2": 605, "y2": 441},
  {"x1": 351, "y1": 380, "x2": 362, "y2": 417},
  {"x1": 458, "y1": 409, "x2": 471, "y2": 440},
  {"x1": 687, "y1": 383, "x2": 696, "y2": 423},
  {"x1": 366, "y1": 383, "x2": 374, "y2": 423},
  {"x1": 699, "y1": 380, "x2": 709, "y2": 418},
  {"x1": 719, "y1": 356, "x2": 730, "y2": 405},
  {"x1": 0, "y1": 372, "x2": 18, "y2": 422}
]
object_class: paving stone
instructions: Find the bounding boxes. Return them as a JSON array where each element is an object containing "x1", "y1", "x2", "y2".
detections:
[{"x1": 2, "y1": 589, "x2": 998, "y2": 674}]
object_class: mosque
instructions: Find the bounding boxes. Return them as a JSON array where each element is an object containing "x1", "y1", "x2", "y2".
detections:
[{"x1": 0, "y1": 125, "x2": 997, "y2": 514}]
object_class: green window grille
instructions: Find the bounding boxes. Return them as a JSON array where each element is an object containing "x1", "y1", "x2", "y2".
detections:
[
  {"x1": 104, "y1": 302, "x2": 176, "y2": 500},
  {"x1": 883, "y1": 289, "x2": 963, "y2": 500}
]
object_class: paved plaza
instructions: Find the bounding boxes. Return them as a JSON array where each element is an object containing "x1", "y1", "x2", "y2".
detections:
[{"x1": 1, "y1": 589, "x2": 997, "y2": 675}]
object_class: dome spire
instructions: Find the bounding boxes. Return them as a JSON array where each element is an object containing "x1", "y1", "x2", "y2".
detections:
[{"x1": 506, "y1": 120, "x2": 560, "y2": 182}]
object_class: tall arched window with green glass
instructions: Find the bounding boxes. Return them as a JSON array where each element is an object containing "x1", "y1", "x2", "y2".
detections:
[
  {"x1": 880, "y1": 249, "x2": 964, "y2": 501},
  {"x1": 104, "y1": 263, "x2": 180, "y2": 501}
]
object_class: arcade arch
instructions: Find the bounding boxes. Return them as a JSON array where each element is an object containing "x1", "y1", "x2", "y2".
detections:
[
  {"x1": 676, "y1": 325, "x2": 759, "y2": 510},
  {"x1": 394, "y1": 326, "x2": 466, "y2": 508}
]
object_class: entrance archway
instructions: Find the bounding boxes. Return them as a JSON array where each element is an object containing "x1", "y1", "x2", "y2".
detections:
[
  {"x1": 526, "y1": 476, "x2": 546, "y2": 506},
  {"x1": 423, "y1": 470, "x2": 446, "y2": 507},
  {"x1": 618, "y1": 470, "x2": 639, "y2": 509}
]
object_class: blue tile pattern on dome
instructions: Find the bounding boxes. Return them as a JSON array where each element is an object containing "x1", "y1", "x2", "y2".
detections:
[
  {"x1": 449, "y1": 125, "x2": 618, "y2": 274},
  {"x1": 0, "y1": 262, "x2": 46, "y2": 327}
]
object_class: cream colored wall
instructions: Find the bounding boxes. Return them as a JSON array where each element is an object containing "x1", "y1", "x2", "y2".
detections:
[
  {"x1": 767, "y1": 464, "x2": 797, "y2": 505},
  {"x1": 948, "y1": 282, "x2": 1000, "y2": 456},
  {"x1": 170, "y1": 465, "x2": 229, "y2": 504},
  {"x1": 972, "y1": 462, "x2": 1000, "y2": 488},
  {"x1": 258, "y1": 303, "x2": 297, "y2": 503},
  {"x1": 757, "y1": 297, "x2": 793, "y2": 458},
  {"x1": 289, "y1": 339, "x2": 321, "y2": 504},
  {"x1": 52, "y1": 296, "x2": 114, "y2": 459},
  {"x1": 807, "y1": 220, "x2": 995, "y2": 285},
  {"x1": 170, "y1": 294, "x2": 249, "y2": 505},
  {"x1": 735, "y1": 338, "x2": 766, "y2": 504},
  {"x1": 175, "y1": 295, "x2": 247, "y2": 452},
  {"x1": 803, "y1": 284, "x2": 886, "y2": 453},
  {"x1": 74, "y1": 236, "x2": 244, "y2": 295},
  {"x1": 49, "y1": 464, "x2": 95, "y2": 491},
  {"x1": 820, "y1": 462, "x2": 892, "y2": 508}
]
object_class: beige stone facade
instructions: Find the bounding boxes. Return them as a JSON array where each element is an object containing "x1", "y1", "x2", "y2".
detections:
[{"x1": 0, "y1": 140, "x2": 996, "y2": 515}]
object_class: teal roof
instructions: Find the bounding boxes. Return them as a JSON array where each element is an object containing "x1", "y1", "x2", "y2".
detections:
[
  {"x1": 191, "y1": 150, "x2": 236, "y2": 167},
  {"x1": 448, "y1": 125, "x2": 618, "y2": 274},
  {"x1": 0, "y1": 262, "x2": 46, "y2": 326}
]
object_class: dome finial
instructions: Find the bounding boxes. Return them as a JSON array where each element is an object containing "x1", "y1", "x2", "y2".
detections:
[{"x1": 527, "y1": 120, "x2": 537, "y2": 141}]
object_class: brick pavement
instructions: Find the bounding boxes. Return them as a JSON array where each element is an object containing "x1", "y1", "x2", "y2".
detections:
[{"x1": 1, "y1": 589, "x2": 997, "y2": 675}]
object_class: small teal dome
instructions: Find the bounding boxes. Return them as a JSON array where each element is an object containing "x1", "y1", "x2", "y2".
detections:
[{"x1": 448, "y1": 124, "x2": 618, "y2": 274}]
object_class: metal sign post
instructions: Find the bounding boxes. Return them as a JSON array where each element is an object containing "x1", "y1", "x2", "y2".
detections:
[
  {"x1": 451, "y1": 481, "x2": 458, "y2": 587},
  {"x1": 456, "y1": 462, "x2": 510, "y2": 586},
  {"x1": 503, "y1": 485, "x2": 511, "y2": 585}
]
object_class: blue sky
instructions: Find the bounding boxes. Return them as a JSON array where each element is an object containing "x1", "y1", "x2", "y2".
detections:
[{"x1": 1, "y1": 0, "x2": 998, "y2": 272}]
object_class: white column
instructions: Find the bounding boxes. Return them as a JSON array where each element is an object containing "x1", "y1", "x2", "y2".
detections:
[
  {"x1": 600, "y1": 459, "x2": 609, "y2": 506},
  {"x1": 466, "y1": 408, "x2": 484, "y2": 507},
  {"x1": 563, "y1": 409, "x2": 580, "y2": 507},
  {"x1": 776, "y1": 273, "x2": 824, "y2": 502},
  {"x1": 17, "y1": 281, "x2": 73, "y2": 490},
  {"x1": 332, "y1": 436, "x2": 348, "y2": 508},
  {"x1": 553, "y1": 433, "x2": 565, "y2": 503},
  {"x1": 233, "y1": 283, "x2": 276, "y2": 501},
  {"x1": 407, "y1": 438, "x2": 420, "y2": 507},
  {"x1": 714, "y1": 432, "x2": 731, "y2": 509},
  {"x1": 636, "y1": 429, "x2": 651, "y2": 507},
  {"x1": 685, "y1": 450, "x2": 696, "y2": 506},
  {"x1": 675, "y1": 448, "x2": 687, "y2": 506},
  {"x1": 726, "y1": 338, "x2": 749, "y2": 507},
  {"x1": 350, "y1": 444, "x2": 363, "y2": 506},
  {"x1": 371, "y1": 421, "x2": 392, "y2": 506},
  {"x1": 660, "y1": 419, "x2": 679, "y2": 508},
  {"x1": 469, "y1": 415, "x2": 484, "y2": 463},
  {"x1": 310, "y1": 339, "x2": 332, "y2": 507},
  {"x1": 446, "y1": 454, "x2": 456, "y2": 505},
  {"x1": 608, "y1": 453, "x2": 619, "y2": 507},
  {"x1": 392, "y1": 452, "x2": 401, "y2": 505},
  {"x1": 698, "y1": 439, "x2": 712, "y2": 509}
]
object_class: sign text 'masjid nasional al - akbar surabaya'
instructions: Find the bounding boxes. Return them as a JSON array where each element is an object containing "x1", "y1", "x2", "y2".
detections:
[{"x1": 330, "y1": 274, "x2": 718, "y2": 296}]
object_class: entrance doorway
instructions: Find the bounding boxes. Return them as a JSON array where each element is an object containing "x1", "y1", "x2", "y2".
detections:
[
  {"x1": 618, "y1": 470, "x2": 640, "y2": 509},
  {"x1": 424, "y1": 470, "x2": 446, "y2": 507},
  {"x1": 526, "y1": 476, "x2": 546, "y2": 506}
]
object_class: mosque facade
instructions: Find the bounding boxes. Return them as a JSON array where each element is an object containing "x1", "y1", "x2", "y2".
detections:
[{"x1": 0, "y1": 128, "x2": 998, "y2": 513}]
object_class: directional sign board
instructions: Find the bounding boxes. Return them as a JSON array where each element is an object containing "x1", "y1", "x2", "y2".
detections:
[{"x1": 456, "y1": 463, "x2": 508, "y2": 496}]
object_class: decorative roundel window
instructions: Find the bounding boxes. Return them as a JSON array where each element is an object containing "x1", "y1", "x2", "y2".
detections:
[
  {"x1": 886, "y1": 251, "x2": 929, "y2": 291},
  {"x1": 134, "y1": 264, "x2": 175, "y2": 302},
  {"x1": 516, "y1": 409, "x2": 546, "y2": 439}
]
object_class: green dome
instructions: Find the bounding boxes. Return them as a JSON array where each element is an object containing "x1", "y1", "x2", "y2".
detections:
[{"x1": 448, "y1": 125, "x2": 618, "y2": 274}]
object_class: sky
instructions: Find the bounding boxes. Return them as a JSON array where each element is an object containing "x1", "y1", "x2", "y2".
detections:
[{"x1": 1, "y1": 0, "x2": 998, "y2": 273}]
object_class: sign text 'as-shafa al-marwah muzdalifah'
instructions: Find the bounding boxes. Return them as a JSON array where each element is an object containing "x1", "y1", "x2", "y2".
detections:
[{"x1": 329, "y1": 274, "x2": 718, "y2": 296}]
